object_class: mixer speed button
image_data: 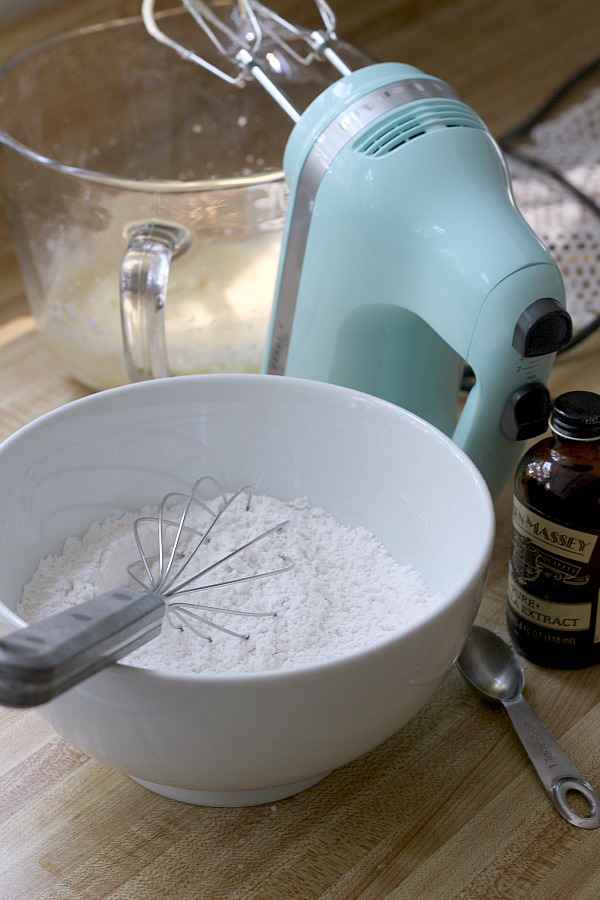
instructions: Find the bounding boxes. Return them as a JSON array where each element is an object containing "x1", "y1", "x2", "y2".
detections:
[
  {"x1": 500, "y1": 382, "x2": 551, "y2": 441},
  {"x1": 512, "y1": 298, "x2": 572, "y2": 357}
]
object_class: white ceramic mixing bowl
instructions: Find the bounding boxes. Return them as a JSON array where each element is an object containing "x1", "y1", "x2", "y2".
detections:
[{"x1": 0, "y1": 375, "x2": 494, "y2": 806}]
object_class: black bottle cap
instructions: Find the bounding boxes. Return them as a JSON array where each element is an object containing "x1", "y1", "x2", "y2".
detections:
[{"x1": 550, "y1": 391, "x2": 600, "y2": 439}]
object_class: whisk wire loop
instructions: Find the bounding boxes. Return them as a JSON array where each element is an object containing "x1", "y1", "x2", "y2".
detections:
[
  {"x1": 126, "y1": 477, "x2": 293, "y2": 640},
  {"x1": 158, "y1": 475, "x2": 232, "y2": 594},
  {"x1": 163, "y1": 518, "x2": 292, "y2": 596},
  {"x1": 166, "y1": 599, "x2": 278, "y2": 641},
  {"x1": 129, "y1": 475, "x2": 226, "y2": 591}
]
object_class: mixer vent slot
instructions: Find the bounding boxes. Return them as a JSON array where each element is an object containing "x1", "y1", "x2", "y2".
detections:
[{"x1": 353, "y1": 100, "x2": 486, "y2": 158}]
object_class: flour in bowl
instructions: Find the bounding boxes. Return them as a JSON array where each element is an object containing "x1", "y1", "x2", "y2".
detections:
[{"x1": 18, "y1": 491, "x2": 443, "y2": 674}]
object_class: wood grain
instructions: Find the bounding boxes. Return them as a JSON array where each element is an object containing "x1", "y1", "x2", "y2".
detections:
[{"x1": 1, "y1": 1, "x2": 600, "y2": 897}]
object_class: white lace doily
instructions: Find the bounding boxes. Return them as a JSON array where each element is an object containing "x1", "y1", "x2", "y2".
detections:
[{"x1": 508, "y1": 85, "x2": 600, "y2": 331}]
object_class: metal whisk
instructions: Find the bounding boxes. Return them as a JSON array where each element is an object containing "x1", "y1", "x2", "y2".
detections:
[
  {"x1": 141, "y1": 0, "x2": 356, "y2": 121},
  {"x1": 127, "y1": 476, "x2": 292, "y2": 639},
  {"x1": 0, "y1": 477, "x2": 293, "y2": 708}
]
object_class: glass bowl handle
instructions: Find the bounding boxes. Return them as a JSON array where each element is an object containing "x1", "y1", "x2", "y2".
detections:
[{"x1": 120, "y1": 222, "x2": 192, "y2": 381}]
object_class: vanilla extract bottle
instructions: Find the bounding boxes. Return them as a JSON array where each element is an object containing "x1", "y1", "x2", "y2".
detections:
[{"x1": 507, "y1": 391, "x2": 600, "y2": 668}]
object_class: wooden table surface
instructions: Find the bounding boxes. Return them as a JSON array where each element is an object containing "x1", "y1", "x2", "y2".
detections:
[{"x1": 1, "y1": 1, "x2": 600, "y2": 897}]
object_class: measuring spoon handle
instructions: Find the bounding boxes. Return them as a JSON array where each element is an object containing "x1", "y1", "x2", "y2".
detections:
[{"x1": 504, "y1": 695, "x2": 600, "y2": 829}]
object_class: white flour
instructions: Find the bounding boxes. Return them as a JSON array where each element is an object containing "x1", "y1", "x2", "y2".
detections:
[{"x1": 18, "y1": 491, "x2": 443, "y2": 675}]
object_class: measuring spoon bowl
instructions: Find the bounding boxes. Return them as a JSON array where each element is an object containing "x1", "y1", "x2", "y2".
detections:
[{"x1": 456, "y1": 624, "x2": 523, "y2": 702}]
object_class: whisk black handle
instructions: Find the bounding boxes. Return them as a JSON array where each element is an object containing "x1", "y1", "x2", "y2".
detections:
[{"x1": 0, "y1": 588, "x2": 164, "y2": 708}]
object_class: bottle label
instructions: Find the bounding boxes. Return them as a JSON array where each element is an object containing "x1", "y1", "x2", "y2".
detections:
[
  {"x1": 512, "y1": 497, "x2": 597, "y2": 565},
  {"x1": 509, "y1": 494, "x2": 600, "y2": 666},
  {"x1": 508, "y1": 575, "x2": 596, "y2": 636}
]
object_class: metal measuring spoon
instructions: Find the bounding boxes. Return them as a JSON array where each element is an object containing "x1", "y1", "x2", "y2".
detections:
[{"x1": 457, "y1": 625, "x2": 600, "y2": 829}]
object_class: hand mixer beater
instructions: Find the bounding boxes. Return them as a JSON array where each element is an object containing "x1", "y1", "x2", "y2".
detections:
[
  {"x1": 143, "y1": 0, "x2": 573, "y2": 499},
  {"x1": 0, "y1": 477, "x2": 293, "y2": 707}
]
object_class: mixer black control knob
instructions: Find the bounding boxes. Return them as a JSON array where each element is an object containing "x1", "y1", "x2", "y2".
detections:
[
  {"x1": 512, "y1": 298, "x2": 572, "y2": 357},
  {"x1": 501, "y1": 382, "x2": 551, "y2": 441}
]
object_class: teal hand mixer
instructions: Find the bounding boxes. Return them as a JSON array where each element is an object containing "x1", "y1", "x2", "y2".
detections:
[{"x1": 144, "y1": 0, "x2": 572, "y2": 499}]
